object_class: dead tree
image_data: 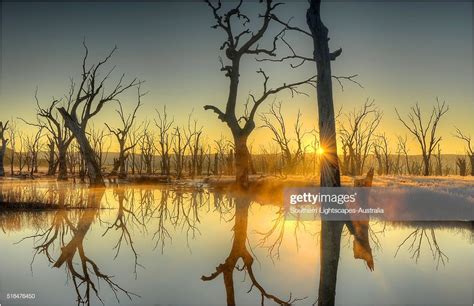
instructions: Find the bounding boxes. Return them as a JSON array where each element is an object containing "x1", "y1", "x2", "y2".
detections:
[
  {"x1": 33, "y1": 89, "x2": 75, "y2": 180},
  {"x1": 0, "y1": 121, "x2": 9, "y2": 177},
  {"x1": 456, "y1": 157, "x2": 467, "y2": 176},
  {"x1": 187, "y1": 113, "x2": 203, "y2": 178},
  {"x1": 373, "y1": 133, "x2": 391, "y2": 175},
  {"x1": 172, "y1": 126, "x2": 190, "y2": 179},
  {"x1": 89, "y1": 126, "x2": 111, "y2": 172},
  {"x1": 260, "y1": 101, "x2": 307, "y2": 174},
  {"x1": 56, "y1": 42, "x2": 141, "y2": 186},
  {"x1": 105, "y1": 87, "x2": 144, "y2": 178},
  {"x1": 454, "y1": 128, "x2": 474, "y2": 176},
  {"x1": 25, "y1": 127, "x2": 44, "y2": 176},
  {"x1": 339, "y1": 100, "x2": 382, "y2": 175},
  {"x1": 397, "y1": 135, "x2": 412, "y2": 174},
  {"x1": 15, "y1": 130, "x2": 27, "y2": 175},
  {"x1": 203, "y1": 0, "x2": 315, "y2": 189},
  {"x1": 395, "y1": 99, "x2": 449, "y2": 176},
  {"x1": 128, "y1": 124, "x2": 142, "y2": 175},
  {"x1": 155, "y1": 106, "x2": 174, "y2": 176},
  {"x1": 7, "y1": 120, "x2": 16, "y2": 176},
  {"x1": 45, "y1": 136, "x2": 58, "y2": 175},
  {"x1": 139, "y1": 122, "x2": 156, "y2": 175},
  {"x1": 307, "y1": 2, "x2": 343, "y2": 304},
  {"x1": 434, "y1": 144, "x2": 442, "y2": 176},
  {"x1": 214, "y1": 135, "x2": 230, "y2": 175}
]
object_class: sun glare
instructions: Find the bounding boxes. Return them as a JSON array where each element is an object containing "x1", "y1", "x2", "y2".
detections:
[{"x1": 317, "y1": 147, "x2": 325, "y2": 155}]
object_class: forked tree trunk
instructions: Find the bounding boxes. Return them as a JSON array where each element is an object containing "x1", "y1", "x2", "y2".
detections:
[
  {"x1": 58, "y1": 110, "x2": 105, "y2": 187},
  {"x1": 307, "y1": 1, "x2": 342, "y2": 306}
]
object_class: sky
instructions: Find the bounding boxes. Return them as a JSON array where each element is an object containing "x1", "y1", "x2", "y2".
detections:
[{"x1": 0, "y1": 0, "x2": 473, "y2": 154}]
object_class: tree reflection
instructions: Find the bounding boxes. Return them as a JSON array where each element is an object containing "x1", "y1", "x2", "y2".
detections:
[
  {"x1": 17, "y1": 187, "x2": 139, "y2": 306},
  {"x1": 202, "y1": 196, "x2": 304, "y2": 306}
]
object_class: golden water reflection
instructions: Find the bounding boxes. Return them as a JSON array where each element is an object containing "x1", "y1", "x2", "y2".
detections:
[{"x1": 0, "y1": 181, "x2": 472, "y2": 305}]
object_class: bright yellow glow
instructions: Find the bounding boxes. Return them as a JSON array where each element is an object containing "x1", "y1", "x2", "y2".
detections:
[{"x1": 317, "y1": 147, "x2": 324, "y2": 155}]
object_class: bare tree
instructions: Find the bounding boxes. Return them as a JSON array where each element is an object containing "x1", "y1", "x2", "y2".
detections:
[
  {"x1": 373, "y1": 133, "x2": 391, "y2": 175},
  {"x1": 260, "y1": 101, "x2": 307, "y2": 173},
  {"x1": 434, "y1": 144, "x2": 442, "y2": 176},
  {"x1": 139, "y1": 122, "x2": 156, "y2": 175},
  {"x1": 155, "y1": 106, "x2": 174, "y2": 176},
  {"x1": 25, "y1": 127, "x2": 44, "y2": 176},
  {"x1": 128, "y1": 124, "x2": 143, "y2": 175},
  {"x1": 339, "y1": 100, "x2": 382, "y2": 175},
  {"x1": 44, "y1": 136, "x2": 58, "y2": 175},
  {"x1": 57, "y1": 42, "x2": 141, "y2": 186},
  {"x1": 456, "y1": 157, "x2": 467, "y2": 176},
  {"x1": 186, "y1": 113, "x2": 203, "y2": 178},
  {"x1": 105, "y1": 87, "x2": 144, "y2": 178},
  {"x1": 395, "y1": 99, "x2": 449, "y2": 176},
  {"x1": 0, "y1": 121, "x2": 9, "y2": 177},
  {"x1": 307, "y1": 2, "x2": 342, "y2": 304},
  {"x1": 34, "y1": 89, "x2": 74, "y2": 180},
  {"x1": 89, "y1": 126, "x2": 111, "y2": 172},
  {"x1": 15, "y1": 130, "x2": 27, "y2": 175},
  {"x1": 172, "y1": 126, "x2": 190, "y2": 179},
  {"x1": 454, "y1": 127, "x2": 474, "y2": 176},
  {"x1": 7, "y1": 120, "x2": 16, "y2": 176},
  {"x1": 203, "y1": 0, "x2": 315, "y2": 188}
]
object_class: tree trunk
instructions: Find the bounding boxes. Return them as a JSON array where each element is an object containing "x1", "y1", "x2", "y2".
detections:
[
  {"x1": 47, "y1": 140, "x2": 57, "y2": 175},
  {"x1": 213, "y1": 153, "x2": 218, "y2": 175},
  {"x1": 422, "y1": 155, "x2": 430, "y2": 176},
  {"x1": 234, "y1": 135, "x2": 250, "y2": 189},
  {"x1": 307, "y1": 1, "x2": 342, "y2": 306},
  {"x1": 118, "y1": 153, "x2": 127, "y2": 178},
  {"x1": 470, "y1": 155, "x2": 474, "y2": 176},
  {"x1": 58, "y1": 110, "x2": 105, "y2": 187},
  {"x1": 10, "y1": 149, "x2": 14, "y2": 176},
  {"x1": 57, "y1": 147, "x2": 68, "y2": 181},
  {"x1": 0, "y1": 140, "x2": 6, "y2": 177}
]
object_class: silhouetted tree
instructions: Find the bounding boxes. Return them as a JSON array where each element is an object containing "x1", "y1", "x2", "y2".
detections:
[
  {"x1": 0, "y1": 121, "x2": 9, "y2": 176},
  {"x1": 395, "y1": 99, "x2": 449, "y2": 176},
  {"x1": 204, "y1": 0, "x2": 315, "y2": 189},
  {"x1": 339, "y1": 100, "x2": 382, "y2": 175},
  {"x1": 454, "y1": 127, "x2": 474, "y2": 176},
  {"x1": 457, "y1": 157, "x2": 467, "y2": 176},
  {"x1": 33, "y1": 89, "x2": 74, "y2": 180},
  {"x1": 155, "y1": 106, "x2": 174, "y2": 176},
  {"x1": 57, "y1": 42, "x2": 141, "y2": 186},
  {"x1": 89, "y1": 126, "x2": 111, "y2": 172},
  {"x1": 7, "y1": 120, "x2": 16, "y2": 176},
  {"x1": 139, "y1": 122, "x2": 156, "y2": 175},
  {"x1": 260, "y1": 101, "x2": 307, "y2": 173},
  {"x1": 106, "y1": 87, "x2": 144, "y2": 178}
]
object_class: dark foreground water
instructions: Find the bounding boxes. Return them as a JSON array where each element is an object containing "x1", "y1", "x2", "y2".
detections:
[{"x1": 0, "y1": 181, "x2": 472, "y2": 306}]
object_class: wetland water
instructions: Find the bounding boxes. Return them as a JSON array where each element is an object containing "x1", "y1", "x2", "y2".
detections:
[{"x1": 0, "y1": 181, "x2": 472, "y2": 305}]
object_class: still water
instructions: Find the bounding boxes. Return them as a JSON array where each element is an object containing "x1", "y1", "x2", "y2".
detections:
[{"x1": 0, "y1": 181, "x2": 472, "y2": 306}]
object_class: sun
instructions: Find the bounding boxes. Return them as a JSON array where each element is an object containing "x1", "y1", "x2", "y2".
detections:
[{"x1": 317, "y1": 147, "x2": 325, "y2": 155}]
